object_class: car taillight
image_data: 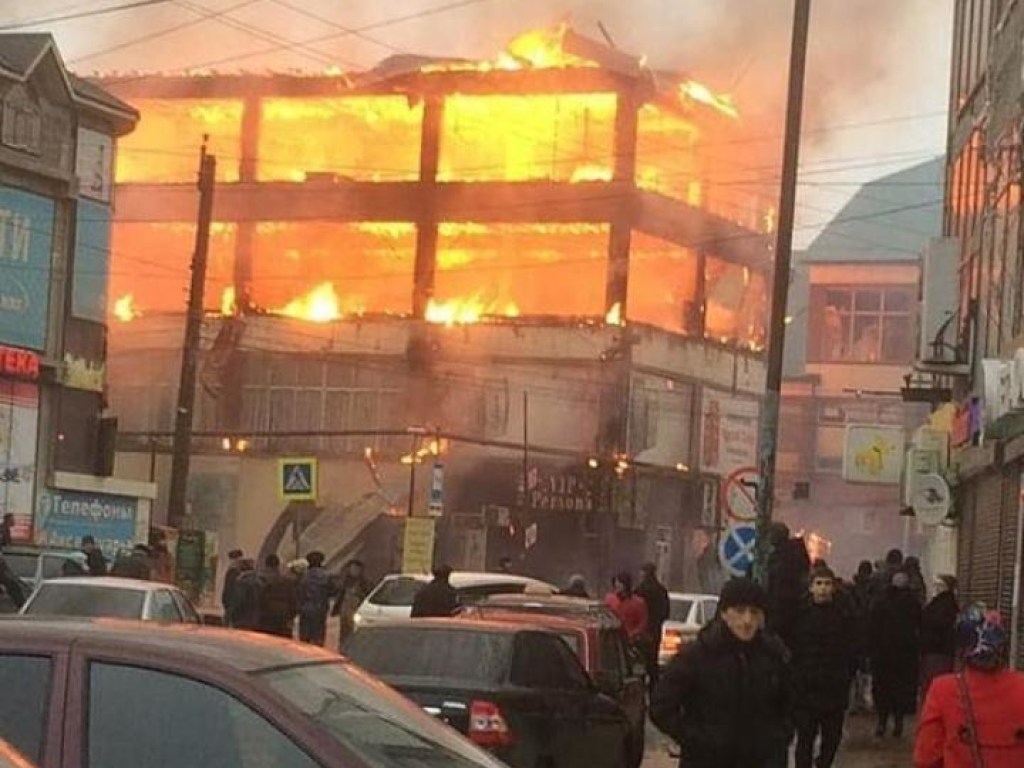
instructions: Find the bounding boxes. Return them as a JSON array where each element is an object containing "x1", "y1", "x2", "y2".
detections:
[
  {"x1": 469, "y1": 700, "x2": 514, "y2": 747},
  {"x1": 660, "y1": 628, "x2": 682, "y2": 654}
]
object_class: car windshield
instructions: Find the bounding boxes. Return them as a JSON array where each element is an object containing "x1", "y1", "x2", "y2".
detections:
[
  {"x1": 344, "y1": 628, "x2": 509, "y2": 684},
  {"x1": 367, "y1": 578, "x2": 424, "y2": 607},
  {"x1": 669, "y1": 599, "x2": 694, "y2": 622},
  {"x1": 24, "y1": 584, "x2": 145, "y2": 619},
  {"x1": 2, "y1": 554, "x2": 37, "y2": 580},
  {"x1": 262, "y1": 661, "x2": 507, "y2": 768}
]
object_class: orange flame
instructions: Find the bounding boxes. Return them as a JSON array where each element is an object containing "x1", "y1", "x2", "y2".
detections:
[
  {"x1": 425, "y1": 296, "x2": 520, "y2": 326},
  {"x1": 221, "y1": 286, "x2": 237, "y2": 316},
  {"x1": 113, "y1": 294, "x2": 141, "y2": 322},
  {"x1": 424, "y1": 23, "x2": 596, "y2": 74},
  {"x1": 679, "y1": 80, "x2": 739, "y2": 119},
  {"x1": 276, "y1": 282, "x2": 346, "y2": 323}
]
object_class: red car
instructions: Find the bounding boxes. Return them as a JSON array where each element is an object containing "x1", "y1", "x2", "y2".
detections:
[
  {"x1": 0, "y1": 617, "x2": 508, "y2": 768},
  {"x1": 464, "y1": 606, "x2": 648, "y2": 768}
]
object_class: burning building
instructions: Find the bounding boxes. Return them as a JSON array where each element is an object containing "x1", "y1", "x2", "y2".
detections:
[{"x1": 99, "y1": 25, "x2": 772, "y2": 591}]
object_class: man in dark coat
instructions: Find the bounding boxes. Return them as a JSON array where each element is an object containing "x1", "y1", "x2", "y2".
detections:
[
  {"x1": 0, "y1": 513, "x2": 14, "y2": 548},
  {"x1": 919, "y1": 574, "x2": 958, "y2": 700},
  {"x1": 410, "y1": 565, "x2": 460, "y2": 618},
  {"x1": 764, "y1": 522, "x2": 810, "y2": 648},
  {"x1": 0, "y1": 553, "x2": 25, "y2": 608},
  {"x1": 221, "y1": 549, "x2": 245, "y2": 627},
  {"x1": 110, "y1": 544, "x2": 152, "y2": 580},
  {"x1": 849, "y1": 560, "x2": 875, "y2": 712},
  {"x1": 81, "y1": 536, "x2": 107, "y2": 576},
  {"x1": 790, "y1": 567, "x2": 854, "y2": 768},
  {"x1": 232, "y1": 559, "x2": 264, "y2": 631},
  {"x1": 332, "y1": 559, "x2": 371, "y2": 649},
  {"x1": 636, "y1": 562, "x2": 671, "y2": 688},
  {"x1": 651, "y1": 577, "x2": 793, "y2": 768},
  {"x1": 296, "y1": 551, "x2": 336, "y2": 645},
  {"x1": 258, "y1": 554, "x2": 297, "y2": 638},
  {"x1": 869, "y1": 570, "x2": 922, "y2": 738}
]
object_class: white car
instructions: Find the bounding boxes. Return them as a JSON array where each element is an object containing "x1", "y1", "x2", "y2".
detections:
[
  {"x1": 658, "y1": 592, "x2": 719, "y2": 666},
  {"x1": 19, "y1": 577, "x2": 202, "y2": 624},
  {"x1": 354, "y1": 571, "x2": 557, "y2": 627}
]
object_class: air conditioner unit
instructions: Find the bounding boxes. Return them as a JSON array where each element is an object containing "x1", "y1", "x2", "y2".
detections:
[{"x1": 917, "y1": 237, "x2": 960, "y2": 364}]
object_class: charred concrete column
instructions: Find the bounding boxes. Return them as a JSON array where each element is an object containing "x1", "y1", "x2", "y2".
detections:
[
  {"x1": 412, "y1": 96, "x2": 445, "y2": 321},
  {"x1": 234, "y1": 94, "x2": 261, "y2": 307},
  {"x1": 220, "y1": 95, "x2": 261, "y2": 432},
  {"x1": 605, "y1": 91, "x2": 640, "y2": 314}
]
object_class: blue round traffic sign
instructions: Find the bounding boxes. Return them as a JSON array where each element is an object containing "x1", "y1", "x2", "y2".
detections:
[{"x1": 718, "y1": 522, "x2": 757, "y2": 577}]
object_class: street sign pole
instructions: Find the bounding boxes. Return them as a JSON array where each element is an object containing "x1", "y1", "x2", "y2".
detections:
[{"x1": 754, "y1": 0, "x2": 812, "y2": 583}]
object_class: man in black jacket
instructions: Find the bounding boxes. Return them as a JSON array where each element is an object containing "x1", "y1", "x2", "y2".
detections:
[
  {"x1": 221, "y1": 549, "x2": 245, "y2": 627},
  {"x1": 636, "y1": 562, "x2": 670, "y2": 688},
  {"x1": 651, "y1": 577, "x2": 793, "y2": 768},
  {"x1": 410, "y1": 565, "x2": 460, "y2": 618},
  {"x1": 81, "y1": 536, "x2": 108, "y2": 576},
  {"x1": 790, "y1": 566, "x2": 854, "y2": 768}
]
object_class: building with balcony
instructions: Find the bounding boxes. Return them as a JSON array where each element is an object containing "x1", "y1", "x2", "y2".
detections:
[{"x1": 97, "y1": 27, "x2": 773, "y2": 591}]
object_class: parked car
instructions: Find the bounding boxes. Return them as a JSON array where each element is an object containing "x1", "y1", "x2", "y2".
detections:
[
  {"x1": 0, "y1": 546, "x2": 87, "y2": 612},
  {"x1": 19, "y1": 577, "x2": 202, "y2": 624},
  {"x1": 658, "y1": 592, "x2": 719, "y2": 666},
  {"x1": 354, "y1": 572, "x2": 557, "y2": 627},
  {"x1": 343, "y1": 618, "x2": 631, "y2": 768},
  {"x1": 466, "y1": 592, "x2": 621, "y2": 624},
  {"x1": 0, "y1": 617, "x2": 506, "y2": 768},
  {"x1": 462, "y1": 608, "x2": 647, "y2": 768}
]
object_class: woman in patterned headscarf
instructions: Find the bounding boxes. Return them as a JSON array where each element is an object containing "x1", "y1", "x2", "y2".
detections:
[{"x1": 914, "y1": 605, "x2": 1024, "y2": 767}]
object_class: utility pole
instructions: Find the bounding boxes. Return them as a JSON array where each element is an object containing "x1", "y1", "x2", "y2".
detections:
[
  {"x1": 167, "y1": 145, "x2": 217, "y2": 529},
  {"x1": 753, "y1": 0, "x2": 812, "y2": 580}
]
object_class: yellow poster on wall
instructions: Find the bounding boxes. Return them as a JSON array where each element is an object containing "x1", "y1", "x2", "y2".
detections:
[{"x1": 402, "y1": 518, "x2": 436, "y2": 575}]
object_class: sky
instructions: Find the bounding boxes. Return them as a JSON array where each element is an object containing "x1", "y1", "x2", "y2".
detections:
[{"x1": 4, "y1": 0, "x2": 954, "y2": 246}]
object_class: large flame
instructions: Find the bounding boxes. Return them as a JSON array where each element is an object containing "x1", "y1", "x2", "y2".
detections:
[
  {"x1": 221, "y1": 286, "x2": 237, "y2": 316},
  {"x1": 679, "y1": 80, "x2": 739, "y2": 119},
  {"x1": 276, "y1": 282, "x2": 346, "y2": 323},
  {"x1": 426, "y1": 296, "x2": 520, "y2": 327},
  {"x1": 113, "y1": 294, "x2": 141, "y2": 322},
  {"x1": 425, "y1": 23, "x2": 596, "y2": 74}
]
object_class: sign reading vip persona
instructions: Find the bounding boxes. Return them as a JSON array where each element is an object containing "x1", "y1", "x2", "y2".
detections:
[
  {"x1": 0, "y1": 187, "x2": 55, "y2": 350},
  {"x1": 37, "y1": 489, "x2": 139, "y2": 559}
]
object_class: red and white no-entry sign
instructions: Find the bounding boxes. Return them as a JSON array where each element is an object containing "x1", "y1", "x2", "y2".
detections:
[{"x1": 722, "y1": 467, "x2": 759, "y2": 522}]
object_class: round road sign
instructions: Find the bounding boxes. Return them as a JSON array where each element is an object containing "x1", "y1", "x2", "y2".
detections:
[
  {"x1": 723, "y1": 467, "x2": 759, "y2": 522},
  {"x1": 911, "y1": 472, "x2": 951, "y2": 526},
  {"x1": 719, "y1": 522, "x2": 758, "y2": 577}
]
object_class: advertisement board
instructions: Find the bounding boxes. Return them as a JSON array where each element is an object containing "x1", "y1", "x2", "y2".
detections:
[
  {"x1": 0, "y1": 187, "x2": 54, "y2": 350},
  {"x1": 700, "y1": 390, "x2": 759, "y2": 477},
  {"x1": 0, "y1": 381, "x2": 38, "y2": 538},
  {"x1": 36, "y1": 489, "x2": 138, "y2": 559},
  {"x1": 842, "y1": 424, "x2": 905, "y2": 485}
]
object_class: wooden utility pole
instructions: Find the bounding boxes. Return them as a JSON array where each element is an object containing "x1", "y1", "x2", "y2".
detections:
[
  {"x1": 168, "y1": 146, "x2": 217, "y2": 528},
  {"x1": 753, "y1": 0, "x2": 812, "y2": 579}
]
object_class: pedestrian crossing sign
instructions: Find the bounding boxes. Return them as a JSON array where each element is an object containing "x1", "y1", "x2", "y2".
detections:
[{"x1": 279, "y1": 457, "x2": 318, "y2": 501}]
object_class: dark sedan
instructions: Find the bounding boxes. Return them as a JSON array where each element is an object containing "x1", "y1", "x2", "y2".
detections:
[
  {"x1": 343, "y1": 618, "x2": 631, "y2": 768},
  {"x1": 0, "y1": 617, "x2": 508, "y2": 768}
]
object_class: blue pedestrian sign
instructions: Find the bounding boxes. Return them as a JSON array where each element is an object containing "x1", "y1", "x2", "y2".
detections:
[
  {"x1": 279, "y1": 457, "x2": 318, "y2": 501},
  {"x1": 718, "y1": 522, "x2": 757, "y2": 577}
]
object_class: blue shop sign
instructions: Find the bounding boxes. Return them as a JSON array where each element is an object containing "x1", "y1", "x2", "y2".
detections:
[
  {"x1": 37, "y1": 489, "x2": 138, "y2": 560},
  {"x1": 0, "y1": 187, "x2": 54, "y2": 350}
]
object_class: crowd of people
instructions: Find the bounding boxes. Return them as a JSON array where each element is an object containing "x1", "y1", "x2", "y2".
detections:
[
  {"x1": 645, "y1": 522, "x2": 1024, "y2": 768},
  {"x1": 220, "y1": 549, "x2": 371, "y2": 649}
]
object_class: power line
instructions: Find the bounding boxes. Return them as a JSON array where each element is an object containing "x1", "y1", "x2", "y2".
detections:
[{"x1": 0, "y1": 0, "x2": 172, "y2": 31}]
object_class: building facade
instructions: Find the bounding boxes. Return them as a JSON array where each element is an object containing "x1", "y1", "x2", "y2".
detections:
[
  {"x1": 921, "y1": 0, "x2": 1024, "y2": 659},
  {"x1": 0, "y1": 35, "x2": 153, "y2": 559},
  {"x1": 97, "y1": 27, "x2": 773, "y2": 591},
  {"x1": 779, "y1": 159, "x2": 942, "y2": 578}
]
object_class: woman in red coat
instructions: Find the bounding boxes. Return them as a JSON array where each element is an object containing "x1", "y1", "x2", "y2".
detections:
[
  {"x1": 605, "y1": 571, "x2": 649, "y2": 643},
  {"x1": 914, "y1": 607, "x2": 1024, "y2": 767}
]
